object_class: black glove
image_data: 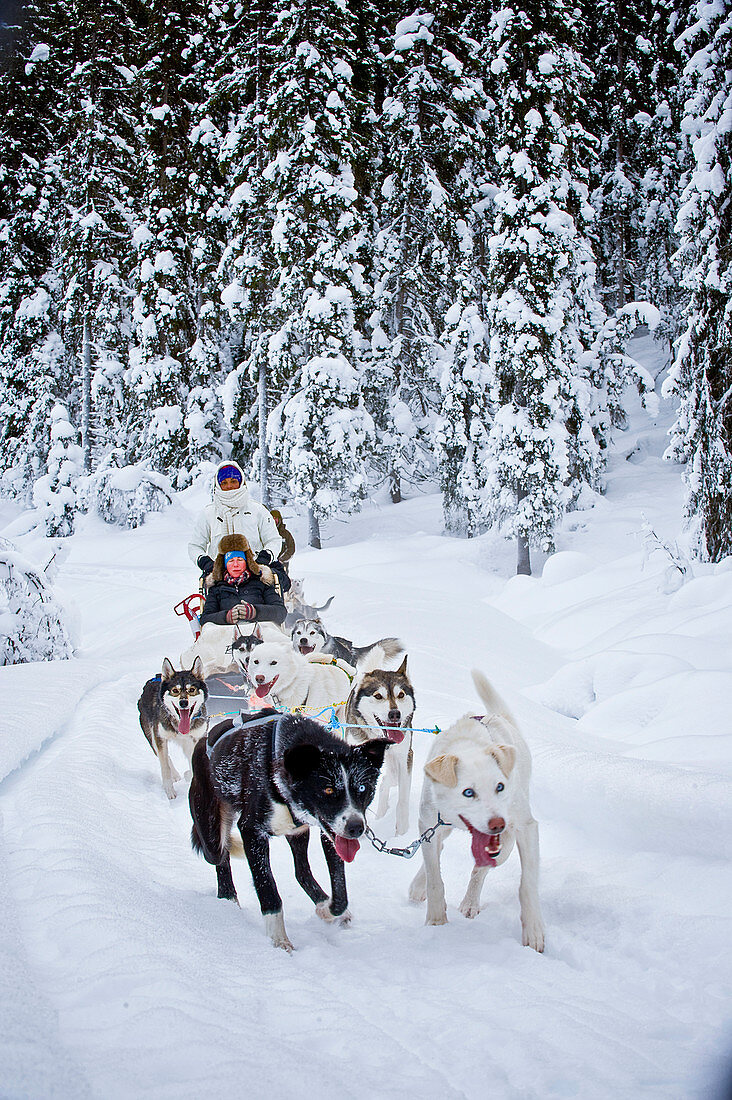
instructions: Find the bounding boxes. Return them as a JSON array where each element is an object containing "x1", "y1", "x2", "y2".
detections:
[
  {"x1": 197, "y1": 555, "x2": 214, "y2": 576},
  {"x1": 256, "y1": 549, "x2": 274, "y2": 565}
]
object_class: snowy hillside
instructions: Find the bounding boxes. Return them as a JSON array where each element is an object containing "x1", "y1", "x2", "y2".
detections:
[{"x1": 0, "y1": 336, "x2": 730, "y2": 1100}]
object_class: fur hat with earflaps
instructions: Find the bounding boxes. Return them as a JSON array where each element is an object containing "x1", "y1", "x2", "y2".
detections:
[{"x1": 212, "y1": 534, "x2": 262, "y2": 583}]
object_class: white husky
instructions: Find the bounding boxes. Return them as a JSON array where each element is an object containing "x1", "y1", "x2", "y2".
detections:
[
  {"x1": 408, "y1": 670, "x2": 545, "y2": 952},
  {"x1": 180, "y1": 621, "x2": 286, "y2": 678},
  {"x1": 239, "y1": 638, "x2": 353, "y2": 712}
]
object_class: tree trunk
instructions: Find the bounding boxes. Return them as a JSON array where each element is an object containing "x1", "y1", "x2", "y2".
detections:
[
  {"x1": 516, "y1": 486, "x2": 531, "y2": 575},
  {"x1": 81, "y1": 314, "x2": 92, "y2": 473},
  {"x1": 389, "y1": 468, "x2": 402, "y2": 504},
  {"x1": 516, "y1": 532, "x2": 531, "y2": 576},
  {"x1": 615, "y1": 41, "x2": 626, "y2": 310},
  {"x1": 308, "y1": 506, "x2": 321, "y2": 549},
  {"x1": 258, "y1": 357, "x2": 269, "y2": 507}
]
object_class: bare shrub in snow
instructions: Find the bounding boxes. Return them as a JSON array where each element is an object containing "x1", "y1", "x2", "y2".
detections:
[{"x1": 640, "y1": 516, "x2": 691, "y2": 593}]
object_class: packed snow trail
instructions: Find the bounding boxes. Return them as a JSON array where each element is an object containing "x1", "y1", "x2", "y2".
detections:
[
  {"x1": 1, "y1": 499, "x2": 730, "y2": 1099},
  {"x1": 1, "y1": 348, "x2": 731, "y2": 1098}
]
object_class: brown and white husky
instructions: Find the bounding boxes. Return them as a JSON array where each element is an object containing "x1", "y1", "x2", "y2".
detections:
[
  {"x1": 338, "y1": 649, "x2": 416, "y2": 835},
  {"x1": 138, "y1": 657, "x2": 208, "y2": 799}
]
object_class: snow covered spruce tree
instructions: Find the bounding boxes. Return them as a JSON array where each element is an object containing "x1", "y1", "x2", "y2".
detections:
[
  {"x1": 56, "y1": 1, "x2": 139, "y2": 479},
  {"x1": 32, "y1": 403, "x2": 84, "y2": 536},
  {"x1": 581, "y1": 0, "x2": 656, "y2": 312},
  {"x1": 214, "y1": 0, "x2": 280, "y2": 494},
  {"x1": 369, "y1": 10, "x2": 483, "y2": 506},
  {"x1": 663, "y1": 2, "x2": 732, "y2": 562},
  {"x1": 261, "y1": 0, "x2": 375, "y2": 547},
  {"x1": 481, "y1": 1, "x2": 606, "y2": 574},
  {"x1": 636, "y1": 0, "x2": 688, "y2": 352},
  {"x1": 0, "y1": 2, "x2": 70, "y2": 497},
  {"x1": 435, "y1": 301, "x2": 492, "y2": 536},
  {"x1": 127, "y1": 1, "x2": 226, "y2": 484}
]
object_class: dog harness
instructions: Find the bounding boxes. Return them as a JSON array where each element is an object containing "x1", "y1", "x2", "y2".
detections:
[{"x1": 205, "y1": 709, "x2": 283, "y2": 759}]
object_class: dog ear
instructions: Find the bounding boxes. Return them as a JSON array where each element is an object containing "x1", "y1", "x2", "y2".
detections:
[
  {"x1": 161, "y1": 658, "x2": 176, "y2": 681},
  {"x1": 396, "y1": 655, "x2": 408, "y2": 676},
  {"x1": 283, "y1": 743, "x2": 322, "y2": 780},
  {"x1": 357, "y1": 738, "x2": 391, "y2": 769},
  {"x1": 425, "y1": 754, "x2": 459, "y2": 787},
  {"x1": 254, "y1": 624, "x2": 264, "y2": 640},
  {"x1": 487, "y1": 744, "x2": 516, "y2": 776},
  {"x1": 191, "y1": 656, "x2": 204, "y2": 680}
]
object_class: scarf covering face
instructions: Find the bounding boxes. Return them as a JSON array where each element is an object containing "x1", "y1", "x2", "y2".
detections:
[{"x1": 212, "y1": 461, "x2": 250, "y2": 531}]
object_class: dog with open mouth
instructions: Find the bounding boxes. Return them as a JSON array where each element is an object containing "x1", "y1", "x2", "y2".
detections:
[
  {"x1": 138, "y1": 658, "x2": 209, "y2": 799},
  {"x1": 408, "y1": 669, "x2": 545, "y2": 951},
  {"x1": 189, "y1": 708, "x2": 393, "y2": 951},
  {"x1": 237, "y1": 636, "x2": 353, "y2": 712},
  {"x1": 337, "y1": 649, "x2": 416, "y2": 836},
  {"x1": 290, "y1": 617, "x2": 404, "y2": 668}
]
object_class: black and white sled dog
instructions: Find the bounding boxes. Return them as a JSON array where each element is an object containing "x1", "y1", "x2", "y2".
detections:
[
  {"x1": 229, "y1": 624, "x2": 265, "y2": 664},
  {"x1": 189, "y1": 708, "x2": 393, "y2": 952},
  {"x1": 338, "y1": 649, "x2": 416, "y2": 836},
  {"x1": 291, "y1": 617, "x2": 404, "y2": 668},
  {"x1": 138, "y1": 657, "x2": 209, "y2": 799}
]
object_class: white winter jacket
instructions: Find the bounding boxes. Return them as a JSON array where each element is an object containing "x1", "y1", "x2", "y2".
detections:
[{"x1": 188, "y1": 466, "x2": 282, "y2": 565}]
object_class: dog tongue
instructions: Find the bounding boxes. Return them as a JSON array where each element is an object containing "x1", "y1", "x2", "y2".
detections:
[
  {"x1": 461, "y1": 818, "x2": 499, "y2": 867},
  {"x1": 470, "y1": 831, "x2": 498, "y2": 867},
  {"x1": 386, "y1": 729, "x2": 405, "y2": 744},
  {"x1": 334, "y1": 836, "x2": 360, "y2": 862},
  {"x1": 254, "y1": 678, "x2": 276, "y2": 699},
  {"x1": 178, "y1": 707, "x2": 191, "y2": 736}
]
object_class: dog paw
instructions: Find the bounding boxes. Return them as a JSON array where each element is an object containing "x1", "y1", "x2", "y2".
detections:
[
  {"x1": 522, "y1": 919, "x2": 545, "y2": 953},
  {"x1": 337, "y1": 909, "x2": 352, "y2": 927},
  {"x1": 408, "y1": 883, "x2": 426, "y2": 904},
  {"x1": 164, "y1": 785, "x2": 177, "y2": 800},
  {"x1": 425, "y1": 911, "x2": 448, "y2": 926},
  {"x1": 459, "y1": 900, "x2": 481, "y2": 919},
  {"x1": 273, "y1": 936, "x2": 295, "y2": 953},
  {"x1": 316, "y1": 900, "x2": 335, "y2": 922}
]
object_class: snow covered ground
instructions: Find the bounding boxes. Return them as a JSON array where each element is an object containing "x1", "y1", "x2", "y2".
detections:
[{"x1": 1, "y1": 335, "x2": 730, "y2": 1099}]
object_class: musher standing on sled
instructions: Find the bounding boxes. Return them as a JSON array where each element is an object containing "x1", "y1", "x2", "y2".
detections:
[{"x1": 188, "y1": 460, "x2": 290, "y2": 591}]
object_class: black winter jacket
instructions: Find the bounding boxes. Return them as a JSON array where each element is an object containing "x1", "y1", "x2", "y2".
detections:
[{"x1": 200, "y1": 573, "x2": 287, "y2": 627}]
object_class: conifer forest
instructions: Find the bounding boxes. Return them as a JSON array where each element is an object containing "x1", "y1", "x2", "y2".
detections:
[{"x1": 0, "y1": 1, "x2": 729, "y2": 562}]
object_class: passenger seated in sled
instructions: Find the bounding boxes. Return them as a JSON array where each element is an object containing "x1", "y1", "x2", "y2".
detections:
[
  {"x1": 199, "y1": 535, "x2": 286, "y2": 629},
  {"x1": 189, "y1": 461, "x2": 290, "y2": 594}
]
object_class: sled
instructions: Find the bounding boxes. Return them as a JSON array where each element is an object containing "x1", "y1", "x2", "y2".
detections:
[
  {"x1": 174, "y1": 593, "x2": 205, "y2": 639},
  {"x1": 204, "y1": 670, "x2": 257, "y2": 720}
]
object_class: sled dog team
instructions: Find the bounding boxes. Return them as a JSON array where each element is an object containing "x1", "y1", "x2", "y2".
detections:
[{"x1": 138, "y1": 579, "x2": 545, "y2": 955}]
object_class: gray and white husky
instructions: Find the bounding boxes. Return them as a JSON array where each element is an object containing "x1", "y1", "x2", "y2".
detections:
[
  {"x1": 138, "y1": 657, "x2": 208, "y2": 799},
  {"x1": 290, "y1": 617, "x2": 404, "y2": 668},
  {"x1": 338, "y1": 649, "x2": 416, "y2": 835}
]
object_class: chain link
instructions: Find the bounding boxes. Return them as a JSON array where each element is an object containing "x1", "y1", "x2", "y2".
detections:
[{"x1": 363, "y1": 814, "x2": 450, "y2": 859}]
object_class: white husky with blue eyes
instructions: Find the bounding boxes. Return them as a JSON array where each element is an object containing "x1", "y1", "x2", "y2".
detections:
[{"x1": 408, "y1": 669, "x2": 545, "y2": 952}]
